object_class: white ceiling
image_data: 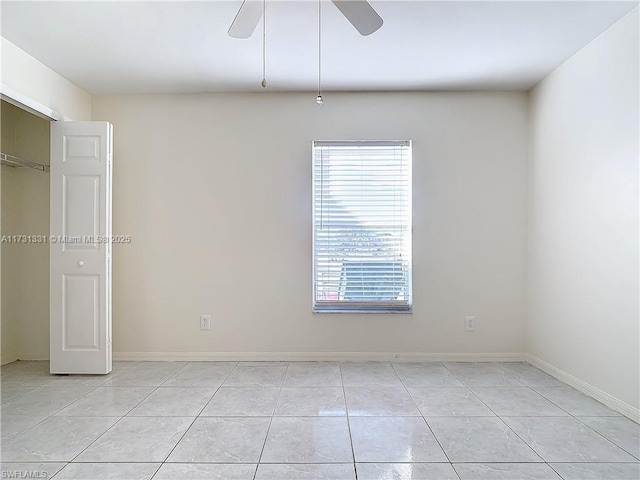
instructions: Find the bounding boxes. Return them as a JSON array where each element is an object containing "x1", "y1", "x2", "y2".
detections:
[{"x1": 1, "y1": 1, "x2": 637, "y2": 94}]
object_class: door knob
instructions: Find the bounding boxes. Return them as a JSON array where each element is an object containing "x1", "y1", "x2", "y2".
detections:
[{"x1": 78, "y1": 260, "x2": 85, "y2": 267}]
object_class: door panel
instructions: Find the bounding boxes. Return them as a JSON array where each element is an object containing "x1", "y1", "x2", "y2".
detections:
[
  {"x1": 62, "y1": 175, "x2": 100, "y2": 250},
  {"x1": 63, "y1": 135, "x2": 101, "y2": 161},
  {"x1": 63, "y1": 274, "x2": 100, "y2": 350},
  {"x1": 50, "y1": 121, "x2": 112, "y2": 374}
]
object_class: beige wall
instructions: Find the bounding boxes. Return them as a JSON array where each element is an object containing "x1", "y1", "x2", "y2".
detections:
[
  {"x1": 1, "y1": 37, "x2": 91, "y2": 121},
  {"x1": 1, "y1": 101, "x2": 51, "y2": 363},
  {"x1": 527, "y1": 9, "x2": 639, "y2": 412},
  {"x1": 91, "y1": 91, "x2": 529, "y2": 359}
]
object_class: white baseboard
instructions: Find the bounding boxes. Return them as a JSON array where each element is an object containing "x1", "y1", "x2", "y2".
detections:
[
  {"x1": 527, "y1": 354, "x2": 640, "y2": 423},
  {"x1": 10, "y1": 352, "x2": 49, "y2": 362},
  {"x1": 1, "y1": 353, "x2": 19, "y2": 365},
  {"x1": 113, "y1": 351, "x2": 525, "y2": 363}
]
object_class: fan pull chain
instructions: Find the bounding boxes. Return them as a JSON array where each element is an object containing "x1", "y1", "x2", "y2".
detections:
[
  {"x1": 316, "y1": 0, "x2": 323, "y2": 105},
  {"x1": 261, "y1": 0, "x2": 267, "y2": 88}
]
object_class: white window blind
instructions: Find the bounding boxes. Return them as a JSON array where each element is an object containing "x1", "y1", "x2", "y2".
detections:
[{"x1": 313, "y1": 140, "x2": 412, "y2": 313}]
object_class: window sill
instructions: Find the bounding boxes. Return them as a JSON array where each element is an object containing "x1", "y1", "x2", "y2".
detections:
[{"x1": 313, "y1": 309, "x2": 413, "y2": 314}]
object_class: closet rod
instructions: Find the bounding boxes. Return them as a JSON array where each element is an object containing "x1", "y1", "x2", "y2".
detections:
[{"x1": 0, "y1": 152, "x2": 50, "y2": 172}]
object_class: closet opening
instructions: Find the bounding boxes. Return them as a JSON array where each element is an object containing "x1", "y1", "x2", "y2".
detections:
[{"x1": 1, "y1": 99, "x2": 53, "y2": 364}]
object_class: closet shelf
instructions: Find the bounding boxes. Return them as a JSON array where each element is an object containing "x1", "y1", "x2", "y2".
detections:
[{"x1": 1, "y1": 152, "x2": 50, "y2": 172}]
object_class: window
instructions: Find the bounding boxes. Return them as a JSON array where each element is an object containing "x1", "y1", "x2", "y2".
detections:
[{"x1": 313, "y1": 141, "x2": 412, "y2": 313}]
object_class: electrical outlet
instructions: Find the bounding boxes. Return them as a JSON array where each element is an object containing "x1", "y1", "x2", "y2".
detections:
[
  {"x1": 200, "y1": 314, "x2": 211, "y2": 331},
  {"x1": 464, "y1": 316, "x2": 476, "y2": 332}
]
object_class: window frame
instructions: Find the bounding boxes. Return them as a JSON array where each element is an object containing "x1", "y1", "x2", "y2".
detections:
[{"x1": 312, "y1": 140, "x2": 413, "y2": 314}]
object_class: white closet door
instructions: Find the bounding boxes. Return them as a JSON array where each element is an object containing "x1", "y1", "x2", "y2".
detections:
[{"x1": 50, "y1": 121, "x2": 112, "y2": 374}]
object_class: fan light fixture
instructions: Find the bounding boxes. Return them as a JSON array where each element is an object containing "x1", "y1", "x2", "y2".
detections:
[
  {"x1": 261, "y1": 0, "x2": 266, "y2": 88},
  {"x1": 317, "y1": 0, "x2": 323, "y2": 105},
  {"x1": 228, "y1": 0, "x2": 383, "y2": 102}
]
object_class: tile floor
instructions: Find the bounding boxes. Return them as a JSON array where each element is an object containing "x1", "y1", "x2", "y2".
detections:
[{"x1": 1, "y1": 360, "x2": 638, "y2": 479}]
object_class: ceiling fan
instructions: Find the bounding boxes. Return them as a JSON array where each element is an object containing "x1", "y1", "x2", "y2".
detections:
[{"x1": 228, "y1": 0, "x2": 384, "y2": 38}]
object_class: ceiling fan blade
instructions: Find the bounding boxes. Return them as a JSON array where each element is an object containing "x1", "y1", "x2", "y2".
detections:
[
  {"x1": 228, "y1": 0, "x2": 263, "y2": 39},
  {"x1": 331, "y1": 0, "x2": 383, "y2": 36}
]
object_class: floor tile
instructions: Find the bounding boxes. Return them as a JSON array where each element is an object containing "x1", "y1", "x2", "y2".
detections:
[
  {"x1": 2, "y1": 416, "x2": 118, "y2": 462},
  {"x1": 53, "y1": 462, "x2": 159, "y2": 479},
  {"x1": 578, "y1": 416, "x2": 640, "y2": 458},
  {"x1": 428, "y1": 416, "x2": 541, "y2": 463},
  {"x1": 261, "y1": 417, "x2": 353, "y2": 463},
  {"x1": 154, "y1": 463, "x2": 256, "y2": 479},
  {"x1": 167, "y1": 417, "x2": 270, "y2": 463},
  {"x1": 345, "y1": 386, "x2": 420, "y2": 416},
  {"x1": 55, "y1": 386, "x2": 153, "y2": 416},
  {"x1": 453, "y1": 463, "x2": 562, "y2": 479},
  {"x1": 471, "y1": 387, "x2": 569, "y2": 416},
  {"x1": 0, "y1": 463, "x2": 65, "y2": 479},
  {"x1": 255, "y1": 463, "x2": 356, "y2": 479},
  {"x1": 110, "y1": 361, "x2": 139, "y2": 373},
  {"x1": 0, "y1": 386, "x2": 35, "y2": 404},
  {"x1": 0, "y1": 415, "x2": 47, "y2": 441},
  {"x1": 408, "y1": 387, "x2": 494, "y2": 417},
  {"x1": 102, "y1": 362, "x2": 186, "y2": 386},
  {"x1": 1, "y1": 359, "x2": 635, "y2": 477},
  {"x1": 549, "y1": 462, "x2": 640, "y2": 480},
  {"x1": 341, "y1": 362, "x2": 403, "y2": 386},
  {"x1": 1, "y1": 363, "x2": 52, "y2": 387},
  {"x1": 495, "y1": 363, "x2": 565, "y2": 387},
  {"x1": 392, "y1": 363, "x2": 464, "y2": 387},
  {"x1": 283, "y1": 362, "x2": 342, "y2": 386},
  {"x1": 356, "y1": 462, "x2": 459, "y2": 480},
  {"x1": 503, "y1": 416, "x2": 636, "y2": 462},
  {"x1": 76, "y1": 416, "x2": 193, "y2": 462},
  {"x1": 533, "y1": 386, "x2": 620, "y2": 416},
  {"x1": 128, "y1": 386, "x2": 215, "y2": 416},
  {"x1": 1, "y1": 361, "x2": 49, "y2": 376},
  {"x1": 443, "y1": 363, "x2": 522, "y2": 387},
  {"x1": 201, "y1": 387, "x2": 279, "y2": 416},
  {"x1": 223, "y1": 366, "x2": 287, "y2": 387},
  {"x1": 237, "y1": 361, "x2": 289, "y2": 367},
  {"x1": 0, "y1": 386, "x2": 94, "y2": 416},
  {"x1": 44, "y1": 374, "x2": 111, "y2": 387},
  {"x1": 350, "y1": 417, "x2": 447, "y2": 463},
  {"x1": 161, "y1": 362, "x2": 236, "y2": 387},
  {"x1": 275, "y1": 387, "x2": 346, "y2": 416},
  {"x1": 0, "y1": 373, "x2": 52, "y2": 387}
]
